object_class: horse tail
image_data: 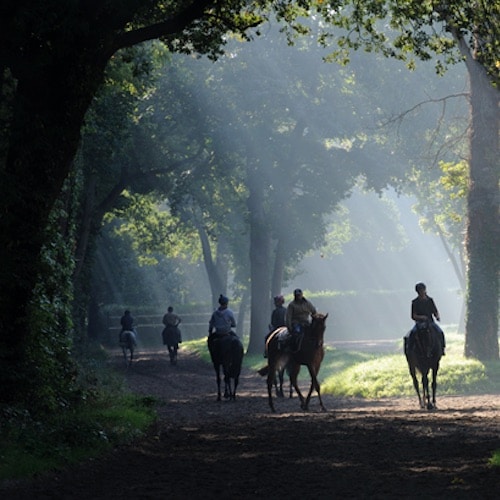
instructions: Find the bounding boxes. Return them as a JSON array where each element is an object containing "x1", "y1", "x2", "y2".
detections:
[{"x1": 258, "y1": 365, "x2": 269, "y2": 376}]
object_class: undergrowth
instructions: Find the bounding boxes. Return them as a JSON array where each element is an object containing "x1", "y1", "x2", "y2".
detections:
[{"x1": 0, "y1": 344, "x2": 156, "y2": 482}]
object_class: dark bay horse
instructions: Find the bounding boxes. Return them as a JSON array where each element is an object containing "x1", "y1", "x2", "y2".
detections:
[
  {"x1": 119, "y1": 330, "x2": 137, "y2": 366},
  {"x1": 207, "y1": 333, "x2": 244, "y2": 401},
  {"x1": 162, "y1": 326, "x2": 182, "y2": 365},
  {"x1": 259, "y1": 313, "x2": 328, "y2": 412},
  {"x1": 405, "y1": 321, "x2": 442, "y2": 409}
]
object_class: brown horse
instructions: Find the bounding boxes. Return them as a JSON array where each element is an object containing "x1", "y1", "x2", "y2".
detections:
[{"x1": 259, "y1": 313, "x2": 328, "y2": 412}]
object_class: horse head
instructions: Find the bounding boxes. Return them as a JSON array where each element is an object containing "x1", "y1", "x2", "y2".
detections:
[{"x1": 311, "y1": 313, "x2": 328, "y2": 333}]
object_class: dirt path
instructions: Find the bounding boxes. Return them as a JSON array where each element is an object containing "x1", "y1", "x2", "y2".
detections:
[{"x1": 3, "y1": 347, "x2": 499, "y2": 499}]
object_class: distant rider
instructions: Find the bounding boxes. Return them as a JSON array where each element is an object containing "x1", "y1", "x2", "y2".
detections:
[
  {"x1": 162, "y1": 306, "x2": 182, "y2": 344},
  {"x1": 119, "y1": 309, "x2": 137, "y2": 344}
]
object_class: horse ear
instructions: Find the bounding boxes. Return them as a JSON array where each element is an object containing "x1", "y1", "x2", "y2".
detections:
[{"x1": 324, "y1": 313, "x2": 328, "y2": 320}]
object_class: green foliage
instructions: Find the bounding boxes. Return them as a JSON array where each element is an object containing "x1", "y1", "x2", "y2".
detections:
[
  {"x1": 490, "y1": 450, "x2": 500, "y2": 467},
  {"x1": 314, "y1": 0, "x2": 499, "y2": 87},
  {"x1": 17, "y1": 177, "x2": 81, "y2": 413},
  {"x1": 0, "y1": 394, "x2": 155, "y2": 481},
  {"x1": 0, "y1": 346, "x2": 156, "y2": 481}
]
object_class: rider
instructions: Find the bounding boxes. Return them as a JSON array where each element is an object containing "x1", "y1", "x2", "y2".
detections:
[
  {"x1": 270, "y1": 295, "x2": 287, "y2": 331},
  {"x1": 162, "y1": 306, "x2": 182, "y2": 344},
  {"x1": 208, "y1": 294, "x2": 237, "y2": 338},
  {"x1": 409, "y1": 282, "x2": 446, "y2": 355},
  {"x1": 264, "y1": 295, "x2": 287, "y2": 357},
  {"x1": 286, "y1": 289, "x2": 317, "y2": 349},
  {"x1": 119, "y1": 310, "x2": 137, "y2": 343}
]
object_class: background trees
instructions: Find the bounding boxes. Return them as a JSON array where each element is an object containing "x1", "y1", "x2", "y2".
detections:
[
  {"x1": 0, "y1": 0, "x2": 297, "y2": 406},
  {"x1": 314, "y1": 0, "x2": 499, "y2": 359}
]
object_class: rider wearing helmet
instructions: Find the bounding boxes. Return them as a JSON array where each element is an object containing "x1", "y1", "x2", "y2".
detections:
[
  {"x1": 409, "y1": 282, "x2": 446, "y2": 355},
  {"x1": 208, "y1": 294, "x2": 237, "y2": 338},
  {"x1": 263, "y1": 294, "x2": 287, "y2": 357},
  {"x1": 270, "y1": 295, "x2": 286, "y2": 331},
  {"x1": 286, "y1": 289, "x2": 317, "y2": 350}
]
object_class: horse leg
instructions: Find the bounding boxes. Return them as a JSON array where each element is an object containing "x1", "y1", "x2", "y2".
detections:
[
  {"x1": 277, "y1": 368, "x2": 284, "y2": 398},
  {"x1": 272, "y1": 371, "x2": 279, "y2": 397},
  {"x1": 310, "y1": 371, "x2": 326, "y2": 411},
  {"x1": 431, "y1": 366, "x2": 438, "y2": 409},
  {"x1": 422, "y1": 371, "x2": 432, "y2": 410},
  {"x1": 409, "y1": 365, "x2": 424, "y2": 408},
  {"x1": 266, "y1": 360, "x2": 277, "y2": 412},
  {"x1": 223, "y1": 371, "x2": 231, "y2": 399},
  {"x1": 214, "y1": 364, "x2": 222, "y2": 401},
  {"x1": 302, "y1": 366, "x2": 326, "y2": 411},
  {"x1": 232, "y1": 374, "x2": 239, "y2": 400},
  {"x1": 289, "y1": 364, "x2": 305, "y2": 409}
]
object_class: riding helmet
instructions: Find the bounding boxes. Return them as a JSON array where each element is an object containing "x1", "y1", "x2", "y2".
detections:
[{"x1": 218, "y1": 294, "x2": 229, "y2": 305}]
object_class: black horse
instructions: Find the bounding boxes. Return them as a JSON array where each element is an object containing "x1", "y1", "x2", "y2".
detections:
[
  {"x1": 405, "y1": 321, "x2": 442, "y2": 410},
  {"x1": 119, "y1": 330, "x2": 137, "y2": 366},
  {"x1": 207, "y1": 333, "x2": 244, "y2": 401},
  {"x1": 162, "y1": 325, "x2": 182, "y2": 365}
]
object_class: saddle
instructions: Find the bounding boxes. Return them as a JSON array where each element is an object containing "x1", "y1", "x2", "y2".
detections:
[{"x1": 274, "y1": 328, "x2": 302, "y2": 353}]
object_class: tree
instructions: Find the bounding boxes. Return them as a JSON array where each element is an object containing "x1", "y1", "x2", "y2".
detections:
[
  {"x1": 314, "y1": 0, "x2": 499, "y2": 360},
  {"x1": 0, "y1": 1, "x2": 306, "y2": 405}
]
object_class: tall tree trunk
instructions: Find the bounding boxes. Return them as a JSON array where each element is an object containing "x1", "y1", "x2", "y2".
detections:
[
  {"x1": 0, "y1": 64, "x2": 101, "y2": 403},
  {"x1": 195, "y1": 219, "x2": 226, "y2": 307},
  {"x1": 463, "y1": 59, "x2": 499, "y2": 360},
  {"x1": 271, "y1": 238, "x2": 286, "y2": 297},
  {"x1": 246, "y1": 161, "x2": 272, "y2": 355}
]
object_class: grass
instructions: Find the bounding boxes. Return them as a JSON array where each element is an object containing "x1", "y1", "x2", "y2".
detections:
[
  {"x1": 242, "y1": 332, "x2": 500, "y2": 398},
  {"x1": 0, "y1": 393, "x2": 156, "y2": 482},
  {"x1": 0, "y1": 346, "x2": 157, "y2": 483}
]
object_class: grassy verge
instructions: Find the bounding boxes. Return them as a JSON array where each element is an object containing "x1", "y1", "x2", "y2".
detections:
[{"x1": 0, "y1": 346, "x2": 156, "y2": 482}]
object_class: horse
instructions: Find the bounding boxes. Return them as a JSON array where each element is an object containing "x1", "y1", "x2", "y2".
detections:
[
  {"x1": 119, "y1": 330, "x2": 137, "y2": 366},
  {"x1": 404, "y1": 321, "x2": 442, "y2": 410},
  {"x1": 162, "y1": 325, "x2": 182, "y2": 365},
  {"x1": 259, "y1": 313, "x2": 328, "y2": 412},
  {"x1": 207, "y1": 333, "x2": 244, "y2": 401}
]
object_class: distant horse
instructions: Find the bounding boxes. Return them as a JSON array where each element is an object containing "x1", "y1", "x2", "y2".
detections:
[
  {"x1": 405, "y1": 321, "x2": 442, "y2": 410},
  {"x1": 259, "y1": 313, "x2": 328, "y2": 412},
  {"x1": 208, "y1": 333, "x2": 244, "y2": 401},
  {"x1": 162, "y1": 326, "x2": 182, "y2": 365},
  {"x1": 119, "y1": 330, "x2": 137, "y2": 366}
]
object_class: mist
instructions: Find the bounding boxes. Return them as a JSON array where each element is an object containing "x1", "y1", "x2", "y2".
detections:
[{"x1": 291, "y1": 190, "x2": 463, "y2": 342}]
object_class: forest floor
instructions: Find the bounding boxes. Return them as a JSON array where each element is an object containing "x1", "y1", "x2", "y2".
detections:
[{"x1": 2, "y1": 346, "x2": 499, "y2": 499}]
